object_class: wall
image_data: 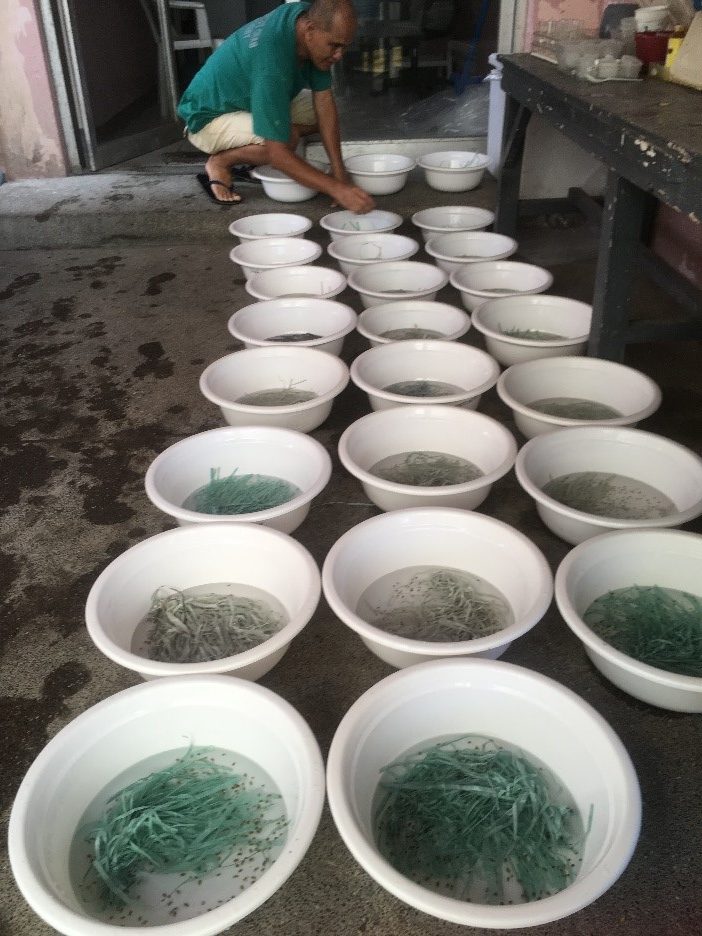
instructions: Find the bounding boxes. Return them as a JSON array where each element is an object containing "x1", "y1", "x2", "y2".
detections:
[
  {"x1": 0, "y1": 0, "x2": 67, "y2": 179},
  {"x1": 204, "y1": 0, "x2": 248, "y2": 38}
]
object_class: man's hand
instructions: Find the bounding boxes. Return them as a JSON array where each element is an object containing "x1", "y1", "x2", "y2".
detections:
[{"x1": 330, "y1": 180, "x2": 376, "y2": 213}]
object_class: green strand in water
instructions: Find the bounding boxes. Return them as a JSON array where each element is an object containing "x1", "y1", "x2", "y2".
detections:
[
  {"x1": 362, "y1": 568, "x2": 510, "y2": 642},
  {"x1": 267, "y1": 332, "x2": 321, "y2": 342},
  {"x1": 530, "y1": 397, "x2": 622, "y2": 420},
  {"x1": 374, "y1": 736, "x2": 589, "y2": 904},
  {"x1": 184, "y1": 468, "x2": 301, "y2": 515},
  {"x1": 370, "y1": 450, "x2": 483, "y2": 487},
  {"x1": 237, "y1": 387, "x2": 317, "y2": 406},
  {"x1": 383, "y1": 379, "x2": 464, "y2": 398},
  {"x1": 500, "y1": 326, "x2": 564, "y2": 340},
  {"x1": 144, "y1": 587, "x2": 285, "y2": 663},
  {"x1": 542, "y1": 471, "x2": 674, "y2": 519},
  {"x1": 83, "y1": 746, "x2": 287, "y2": 907},
  {"x1": 584, "y1": 584, "x2": 702, "y2": 677},
  {"x1": 380, "y1": 327, "x2": 445, "y2": 340}
]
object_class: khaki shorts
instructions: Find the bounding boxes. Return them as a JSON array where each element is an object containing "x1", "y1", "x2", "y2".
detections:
[{"x1": 188, "y1": 90, "x2": 316, "y2": 154}]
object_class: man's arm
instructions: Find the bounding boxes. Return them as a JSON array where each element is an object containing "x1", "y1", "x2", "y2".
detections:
[
  {"x1": 312, "y1": 88, "x2": 347, "y2": 184},
  {"x1": 265, "y1": 140, "x2": 375, "y2": 213}
]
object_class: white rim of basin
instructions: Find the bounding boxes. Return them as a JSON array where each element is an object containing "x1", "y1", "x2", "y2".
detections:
[
  {"x1": 344, "y1": 154, "x2": 416, "y2": 177},
  {"x1": 347, "y1": 261, "x2": 448, "y2": 301},
  {"x1": 228, "y1": 214, "x2": 312, "y2": 240},
  {"x1": 554, "y1": 528, "x2": 702, "y2": 697},
  {"x1": 515, "y1": 426, "x2": 702, "y2": 531},
  {"x1": 350, "y1": 340, "x2": 501, "y2": 405},
  {"x1": 228, "y1": 297, "x2": 357, "y2": 349},
  {"x1": 327, "y1": 233, "x2": 419, "y2": 266},
  {"x1": 229, "y1": 237, "x2": 322, "y2": 273},
  {"x1": 418, "y1": 151, "x2": 489, "y2": 172},
  {"x1": 338, "y1": 405, "x2": 517, "y2": 499},
  {"x1": 411, "y1": 206, "x2": 495, "y2": 234},
  {"x1": 319, "y1": 210, "x2": 403, "y2": 237},
  {"x1": 251, "y1": 160, "x2": 327, "y2": 183},
  {"x1": 472, "y1": 295, "x2": 593, "y2": 348},
  {"x1": 450, "y1": 261, "x2": 554, "y2": 298},
  {"x1": 321, "y1": 508, "x2": 553, "y2": 658},
  {"x1": 145, "y1": 425, "x2": 332, "y2": 525},
  {"x1": 425, "y1": 231, "x2": 518, "y2": 264},
  {"x1": 497, "y1": 357, "x2": 662, "y2": 428},
  {"x1": 245, "y1": 265, "x2": 347, "y2": 301},
  {"x1": 356, "y1": 300, "x2": 470, "y2": 344},
  {"x1": 200, "y1": 346, "x2": 350, "y2": 415}
]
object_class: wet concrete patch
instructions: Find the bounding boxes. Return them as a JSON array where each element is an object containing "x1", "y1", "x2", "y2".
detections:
[
  {"x1": 133, "y1": 340, "x2": 174, "y2": 379},
  {"x1": 0, "y1": 272, "x2": 41, "y2": 301},
  {"x1": 143, "y1": 271, "x2": 176, "y2": 296}
]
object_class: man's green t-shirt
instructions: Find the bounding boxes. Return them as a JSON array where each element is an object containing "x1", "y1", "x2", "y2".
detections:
[{"x1": 177, "y1": 3, "x2": 331, "y2": 141}]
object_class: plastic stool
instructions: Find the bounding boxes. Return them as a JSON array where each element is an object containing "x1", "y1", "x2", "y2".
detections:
[{"x1": 169, "y1": 0, "x2": 213, "y2": 51}]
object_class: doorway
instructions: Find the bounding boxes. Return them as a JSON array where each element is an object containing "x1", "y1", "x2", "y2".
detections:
[{"x1": 44, "y1": 0, "x2": 182, "y2": 171}]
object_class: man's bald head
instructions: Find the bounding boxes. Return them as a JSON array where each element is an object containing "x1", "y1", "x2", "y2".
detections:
[
  {"x1": 300, "y1": 0, "x2": 358, "y2": 71},
  {"x1": 308, "y1": 0, "x2": 357, "y2": 32}
]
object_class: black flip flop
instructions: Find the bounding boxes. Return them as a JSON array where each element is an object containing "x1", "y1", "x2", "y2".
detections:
[
  {"x1": 196, "y1": 173, "x2": 243, "y2": 205},
  {"x1": 230, "y1": 164, "x2": 262, "y2": 184}
]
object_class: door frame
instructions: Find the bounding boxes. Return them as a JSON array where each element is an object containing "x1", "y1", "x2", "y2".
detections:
[{"x1": 38, "y1": 0, "x2": 181, "y2": 172}]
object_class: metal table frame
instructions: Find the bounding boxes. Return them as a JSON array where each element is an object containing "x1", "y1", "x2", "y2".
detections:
[{"x1": 494, "y1": 54, "x2": 702, "y2": 361}]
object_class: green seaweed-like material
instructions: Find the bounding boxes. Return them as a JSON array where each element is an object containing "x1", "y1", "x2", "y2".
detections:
[
  {"x1": 374, "y1": 736, "x2": 589, "y2": 904},
  {"x1": 83, "y1": 746, "x2": 287, "y2": 906},
  {"x1": 144, "y1": 587, "x2": 285, "y2": 663},
  {"x1": 184, "y1": 468, "x2": 300, "y2": 515},
  {"x1": 584, "y1": 584, "x2": 702, "y2": 677}
]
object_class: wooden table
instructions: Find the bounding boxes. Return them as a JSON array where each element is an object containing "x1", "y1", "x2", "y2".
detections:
[{"x1": 494, "y1": 54, "x2": 702, "y2": 360}]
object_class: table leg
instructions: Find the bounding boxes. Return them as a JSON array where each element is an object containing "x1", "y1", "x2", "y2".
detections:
[
  {"x1": 494, "y1": 97, "x2": 529, "y2": 239},
  {"x1": 588, "y1": 171, "x2": 657, "y2": 361}
]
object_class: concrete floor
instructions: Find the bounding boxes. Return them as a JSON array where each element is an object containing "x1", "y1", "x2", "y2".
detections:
[{"x1": 1, "y1": 170, "x2": 701, "y2": 936}]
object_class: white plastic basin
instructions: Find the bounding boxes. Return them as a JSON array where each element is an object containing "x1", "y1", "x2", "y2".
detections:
[
  {"x1": 451, "y1": 261, "x2": 554, "y2": 311},
  {"x1": 321, "y1": 508, "x2": 552, "y2": 667},
  {"x1": 497, "y1": 356, "x2": 661, "y2": 438},
  {"x1": 338, "y1": 405, "x2": 517, "y2": 512},
  {"x1": 85, "y1": 524, "x2": 320, "y2": 680},
  {"x1": 347, "y1": 260, "x2": 448, "y2": 308},
  {"x1": 326, "y1": 657, "x2": 641, "y2": 926},
  {"x1": 418, "y1": 150, "x2": 489, "y2": 192},
  {"x1": 229, "y1": 237, "x2": 322, "y2": 280},
  {"x1": 320, "y1": 209, "x2": 403, "y2": 241},
  {"x1": 327, "y1": 232, "x2": 419, "y2": 275},
  {"x1": 200, "y1": 345, "x2": 350, "y2": 432},
  {"x1": 144, "y1": 425, "x2": 332, "y2": 534},
  {"x1": 472, "y1": 294, "x2": 593, "y2": 365},
  {"x1": 245, "y1": 264, "x2": 347, "y2": 301},
  {"x1": 9, "y1": 677, "x2": 324, "y2": 934},
  {"x1": 251, "y1": 160, "x2": 327, "y2": 202},
  {"x1": 350, "y1": 339, "x2": 500, "y2": 411},
  {"x1": 357, "y1": 300, "x2": 470, "y2": 347},
  {"x1": 411, "y1": 205, "x2": 495, "y2": 242},
  {"x1": 515, "y1": 426, "x2": 702, "y2": 545},
  {"x1": 425, "y1": 231, "x2": 518, "y2": 274},
  {"x1": 228, "y1": 297, "x2": 357, "y2": 356},
  {"x1": 227, "y1": 297, "x2": 357, "y2": 355},
  {"x1": 555, "y1": 528, "x2": 702, "y2": 712},
  {"x1": 345, "y1": 153, "x2": 416, "y2": 195},
  {"x1": 228, "y1": 213, "x2": 312, "y2": 243}
]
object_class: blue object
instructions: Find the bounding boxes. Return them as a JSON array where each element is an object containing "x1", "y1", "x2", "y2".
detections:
[{"x1": 451, "y1": 0, "x2": 491, "y2": 94}]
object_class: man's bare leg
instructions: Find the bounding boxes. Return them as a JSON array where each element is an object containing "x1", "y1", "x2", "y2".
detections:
[{"x1": 203, "y1": 125, "x2": 319, "y2": 203}]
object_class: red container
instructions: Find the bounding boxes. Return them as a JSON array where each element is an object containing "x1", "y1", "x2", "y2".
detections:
[{"x1": 635, "y1": 30, "x2": 673, "y2": 65}]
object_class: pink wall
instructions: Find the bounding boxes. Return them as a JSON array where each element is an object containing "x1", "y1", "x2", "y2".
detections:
[
  {"x1": 526, "y1": 0, "x2": 606, "y2": 49},
  {"x1": 0, "y1": 0, "x2": 68, "y2": 179}
]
